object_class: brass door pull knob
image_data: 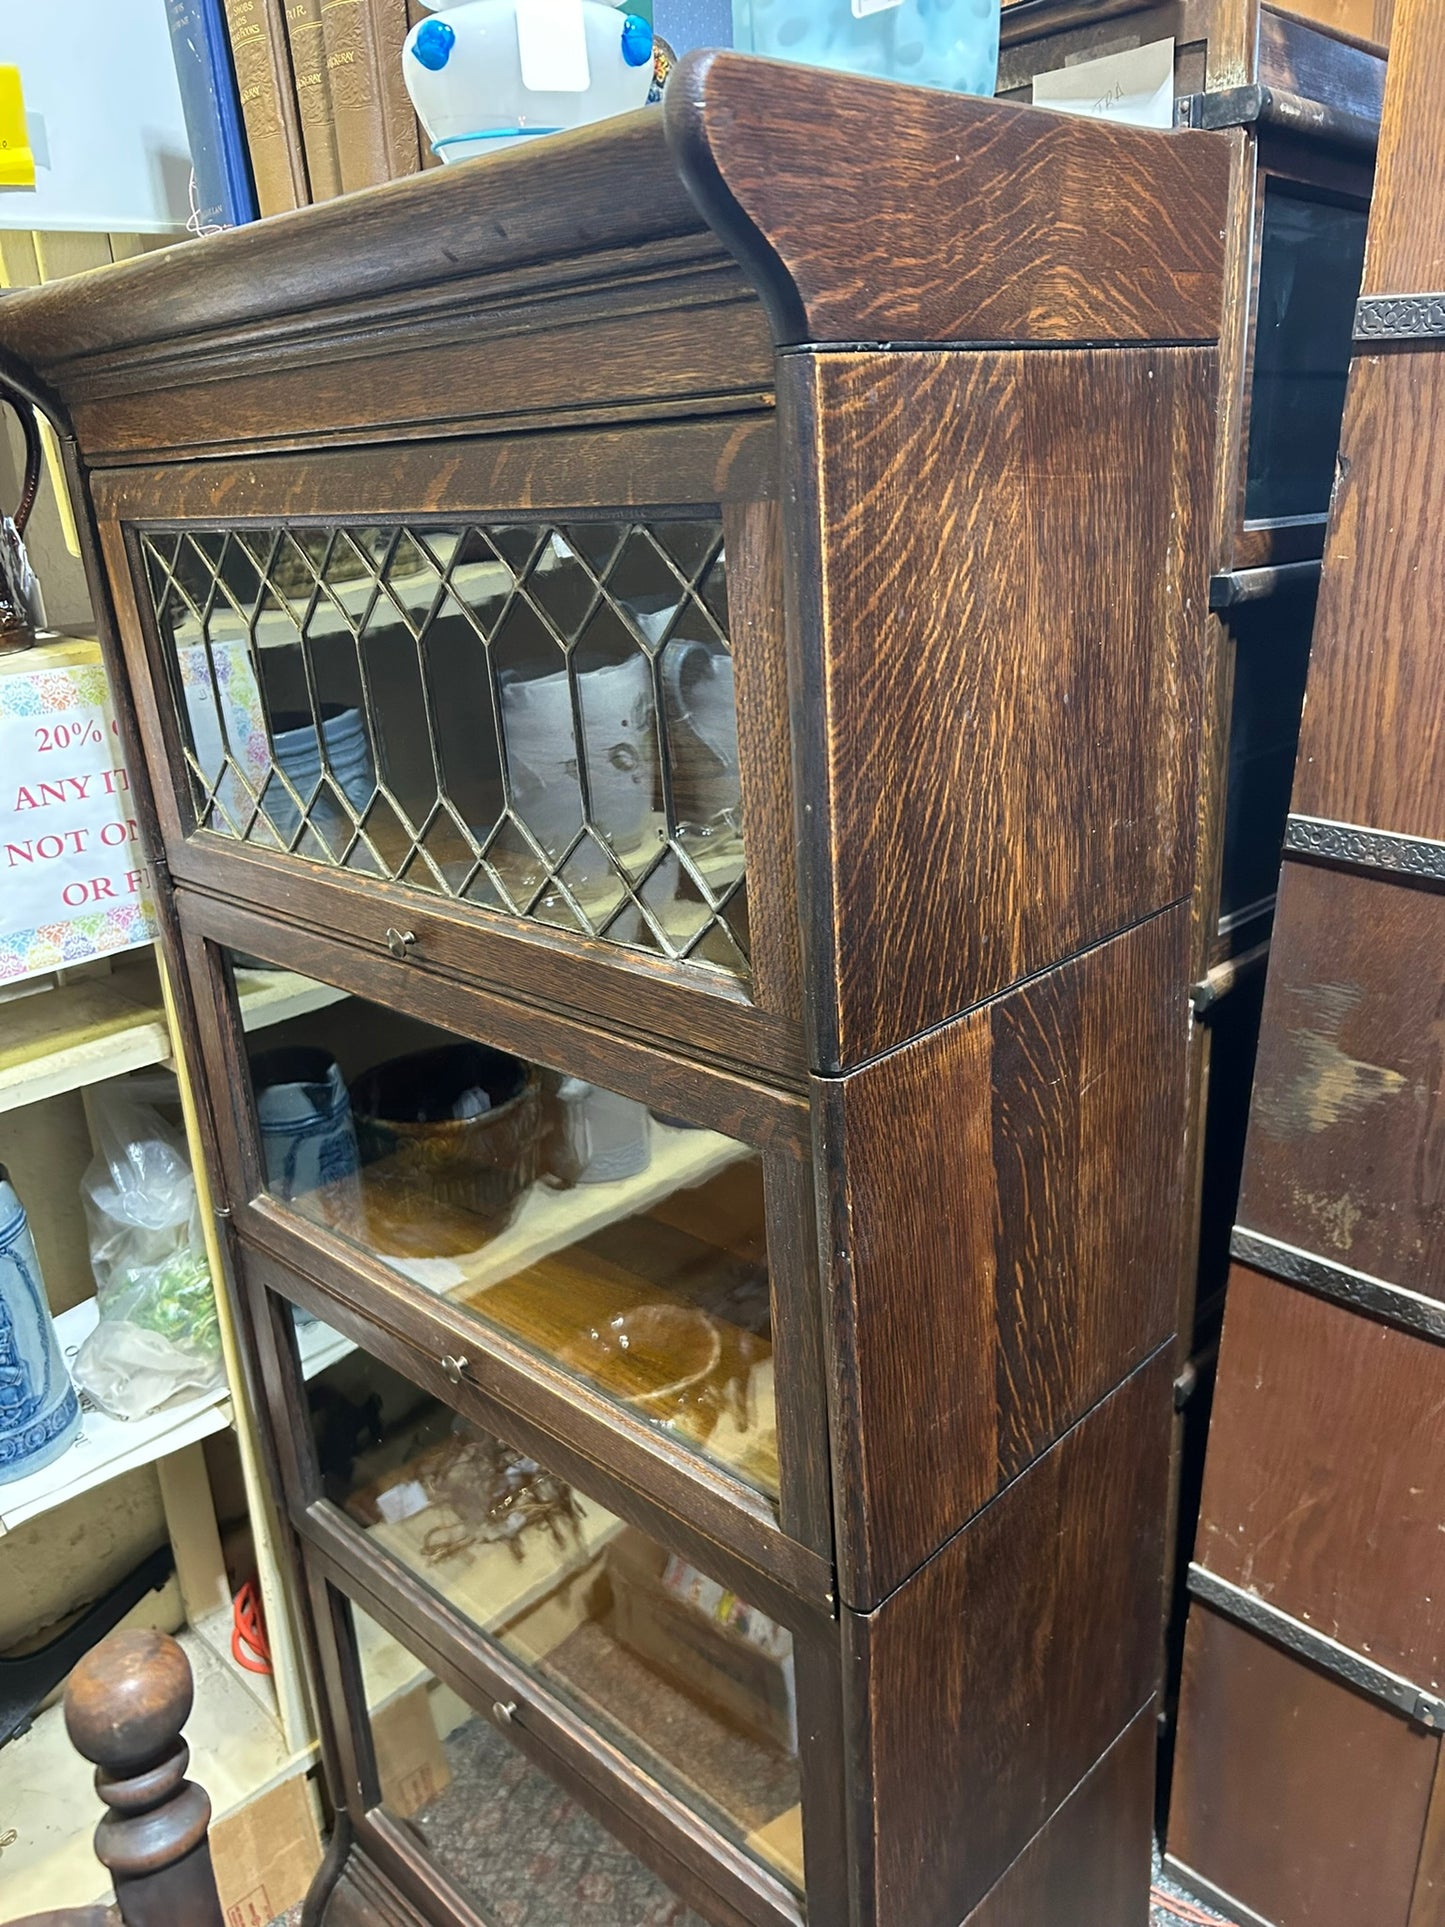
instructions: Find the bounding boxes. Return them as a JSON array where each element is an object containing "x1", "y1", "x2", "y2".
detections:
[{"x1": 385, "y1": 927, "x2": 417, "y2": 959}]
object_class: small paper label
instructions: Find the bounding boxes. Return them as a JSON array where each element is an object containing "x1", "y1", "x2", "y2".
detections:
[
  {"x1": 851, "y1": 0, "x2": 904, "y2": 18},
  {"x1": 376, "y1": 1479, "x2": 430, "y2": 1525},
  {"x1": 517, "y1": 0, "x2": 591, "y2": 93},
  {"x1": 1032, "y1": 37, "x2": 1175, "y2": 129}
]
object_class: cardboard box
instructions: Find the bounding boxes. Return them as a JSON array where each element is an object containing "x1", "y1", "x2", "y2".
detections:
[
  {"x1": 372, "y1": 1681, "x2": 452, "y2": 1819},
  {"x1": 209, "y1": 1772, "x2": 322, "y2": 1927},
  {"x1": 608, "y1": 1530, "x2": 796, "y2": 1753}
]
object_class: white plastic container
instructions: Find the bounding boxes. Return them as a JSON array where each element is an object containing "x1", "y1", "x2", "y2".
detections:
[
  {"x1": 403, "y1": 0, "x2": 656, "y2": 161},
  {"x1": 733, "y1": 0, "x2": 1000, "y2": 95}
]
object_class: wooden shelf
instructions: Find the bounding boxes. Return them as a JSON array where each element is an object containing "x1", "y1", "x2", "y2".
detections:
[
  {"x1": 0, "y1": 1612, "x2": 298, "y2": 1917},
  {"x1": 294, "y1": 1122, "x2": 777, "y2": 1493},
  {"x1": 0, "y1": 953, "x2": 348, "y2": 1116},
  {"x1": 0, "y1": 1297, "x2": 233, "y2": 1537},
  {"x1": 355, "y1": 1496, "x2": 624, "y2": 1713},
  {"x1": 299, "y1": 1120, "x2": 746, "y2": 1371}
]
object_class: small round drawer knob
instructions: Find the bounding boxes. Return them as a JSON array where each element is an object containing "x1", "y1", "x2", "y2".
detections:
[
  {"x1": 442, "y1": 1353, "x2": 468, "y2": 1384},
  {"x1": 491, "y1": 1699, "x2": 518, "y2": 1726},
  {"x1": 385, "y1": 927, "x2": 417, "y2": 959}
]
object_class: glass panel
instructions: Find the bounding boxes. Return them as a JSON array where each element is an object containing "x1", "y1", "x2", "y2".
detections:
[
  {"x1": 1218, "y1": 592, "x2": 1316, "y2": 926},
  {"x1": 237, "y1": 959, "x2": 777, "y2": 1502},
  {"x1": 310, "y1": 1340, "x2": 803, "y2": 1898},
  {"x1": 139, "y1": 517, "x2": 749, "y2": 980},
  {"x1": 353, "y1": 1600, "x2": 714, "y2": 1923},
  {"x1": 1245, "y1": 188, "x2": 1369, "y2": 525}
]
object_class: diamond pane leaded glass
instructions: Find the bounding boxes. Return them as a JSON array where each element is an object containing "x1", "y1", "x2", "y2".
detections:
[{"x1": 139, "y1": 519, "x2": 749, "y2": 978}]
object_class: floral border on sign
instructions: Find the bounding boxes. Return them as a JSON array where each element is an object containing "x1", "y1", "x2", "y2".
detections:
[{"x1": 0, "y1": 905, "x2": 158, "y2": 983}]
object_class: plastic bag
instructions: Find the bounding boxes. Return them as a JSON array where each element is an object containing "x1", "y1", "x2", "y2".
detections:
[{"x1": 72, "y1": 1088, "x2": 223, "y2": 1419}]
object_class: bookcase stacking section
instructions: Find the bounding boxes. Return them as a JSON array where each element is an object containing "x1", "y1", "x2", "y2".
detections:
[{"x1": 0, "y1": 54, "x2": 1231, "y2": 1927}]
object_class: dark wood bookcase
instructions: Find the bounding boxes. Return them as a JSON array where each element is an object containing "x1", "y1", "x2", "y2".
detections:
[{"x1": 0, "y1": 54, "x2": 1230, "y2": 1927}]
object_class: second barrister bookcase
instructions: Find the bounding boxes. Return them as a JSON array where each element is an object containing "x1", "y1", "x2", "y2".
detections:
[{"x1": 0, "y1": 55, "x2": 1230, "y2": 1927}]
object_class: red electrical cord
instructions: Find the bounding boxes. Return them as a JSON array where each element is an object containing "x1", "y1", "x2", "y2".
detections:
[
  {"x1": 1151, "y1": 1887, "x2": 1233, "y2": 1927},
  {"x1": 231, "y1": 1579, "x2": 273, "y2": 1676}
]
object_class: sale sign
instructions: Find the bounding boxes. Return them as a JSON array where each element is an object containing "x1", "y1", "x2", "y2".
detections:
[{"x1": 0, "y1": 658, "x2": 157, "y2": 981}]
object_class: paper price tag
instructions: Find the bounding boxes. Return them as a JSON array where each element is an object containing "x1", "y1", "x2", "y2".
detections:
[
  {"x1": 517, "y1": 0, "x2": 591, "y2": 93},
  {"x1": 1031, "y1": 37, "x2": 1176, "y2": 130},
  {"x1": 851, "y1": 0, "x2": 904, "y2": 18}
]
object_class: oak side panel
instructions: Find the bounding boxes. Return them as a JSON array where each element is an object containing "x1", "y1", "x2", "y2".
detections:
[
  {"x1": 1357, "y1": 0, "x2": 1445, "y2": 297},
  {"x1": 1170, "y1": 1605, "x2": 1438, "y2": 1927},
  {"x1": 669, "y1": 51, "x2": 1230, "y2": 345},
  {"x1": 786, "y1": 346, "x2": 1214, "y2": 1069},
  {"x1": 1237, "y1": 861, "x2": 1445, "y2": 1290},
  {"x1": 848, "y1": 1348, "x2": 1172, "y2": 1927},
  {"x1": 725, "y1": 497, "x2": 804, "y2": 1029},
  {"x1": 1291, "y1": 352, "x2": 1445, "y2": 841},
  {"x1": 819, "y1": 905, "x2": 1188, "y2": 1609},
  {"x1": 963, "y1": 1705, "x2": 1156, "y2": 1927},
  {"x1": 1195, "y1": 1266, "x2": 1445, "y2": 1685}
]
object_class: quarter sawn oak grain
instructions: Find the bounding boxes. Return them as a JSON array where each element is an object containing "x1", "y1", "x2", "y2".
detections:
[{"x1": 0, "y1": 55, "x2": 1237, "y2": 1927}]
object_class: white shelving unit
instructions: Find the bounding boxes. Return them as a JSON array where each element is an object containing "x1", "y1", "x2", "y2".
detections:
[
  {"x1": 0, "y1": 942, "x2": 763, "y2": 1910},
  {"x1": 0, "y1": 916, "x2": 343, "y2": 1910},
  {"x1": 0, "y1": 1298, "x2": 233, "y2": 1536},
  {"x1": 0, "y1": 952, "x2": 349, "y2": 1117}
]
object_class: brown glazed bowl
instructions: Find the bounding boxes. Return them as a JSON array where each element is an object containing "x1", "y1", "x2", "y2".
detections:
[
  {"x1": 557, "y1": 1304, "x2": 724, "y2": 1421},
  {"x1": 350, "y1": 1043, "x2": 542, "y2": 1250}
]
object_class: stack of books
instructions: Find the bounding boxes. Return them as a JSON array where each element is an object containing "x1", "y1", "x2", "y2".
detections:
[{"x1": 166, "y1": 0, "x2": 431, "y2": 231}]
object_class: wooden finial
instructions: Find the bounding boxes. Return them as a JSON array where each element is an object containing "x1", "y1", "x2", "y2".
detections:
[{"x1": 64, "y1": 1630, "x2": 223, "y2": 1927}]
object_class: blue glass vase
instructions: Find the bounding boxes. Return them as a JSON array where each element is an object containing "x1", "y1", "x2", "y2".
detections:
[{"x1": 0, "y1": 1165, "x2": 82, "y2": 1484}]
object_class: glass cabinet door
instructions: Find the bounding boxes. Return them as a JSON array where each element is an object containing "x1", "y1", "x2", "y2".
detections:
[
  {"x1": 224, "y1": 951, "x2": 782, "y2": 1507},
  {"x1": 352, "y1": 1598, "x2": 714, "y2": 1926},
  {"x1": 299, "y1": 1328, "x2": 806, "y2": 1910},
  {"x1": 139, "y1": 518, "x2": 750, "y2": 979}
]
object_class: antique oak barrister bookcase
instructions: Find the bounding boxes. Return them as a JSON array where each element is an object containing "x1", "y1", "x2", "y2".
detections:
[
  {"x1": 996, "y1": 0, "x2": 1386, "y2": 1692},
  {"x1": 0, "y1": 56, "x2": 1230, "y2": 1927}
]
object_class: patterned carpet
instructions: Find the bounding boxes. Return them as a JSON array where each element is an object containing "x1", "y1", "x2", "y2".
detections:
[
  {"x1": 1152, "y1": 1847, "x2": 1240, "y2": 1926},
  {"x1": 263, "y1": 1725, "x2": 1242, "y2": 1926}
]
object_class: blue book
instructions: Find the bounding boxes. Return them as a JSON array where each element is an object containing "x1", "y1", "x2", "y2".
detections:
[{"x1": 166, "y1": 0, "x2": 259, "y2": 230}]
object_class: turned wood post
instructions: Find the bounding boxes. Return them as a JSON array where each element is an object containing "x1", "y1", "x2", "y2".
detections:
[{"x1": 64, "y1": 1630, "x2": 224, "y2": 1927}]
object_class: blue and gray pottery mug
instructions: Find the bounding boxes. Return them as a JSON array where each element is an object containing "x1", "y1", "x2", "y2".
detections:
[{"x1": 0, "y1": 1164, "x2": 82, "y2": 1484}]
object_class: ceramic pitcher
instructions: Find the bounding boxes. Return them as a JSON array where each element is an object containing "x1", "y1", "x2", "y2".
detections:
[{"x1": 0, "y1": 1166, "x2": 82, "y2": 1484}]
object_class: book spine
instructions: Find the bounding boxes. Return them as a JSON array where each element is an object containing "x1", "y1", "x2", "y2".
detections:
[
  {"x1": 319, "y1": 0, "x2": 389, "y2": 192},
  {"x1": 221, "y1": 0, "x2": 309, "y2": 214},
  {"x1": 367, "y1": 0, "x2": 424, "y2": 179},
  {"x1": 166, "y1": 0, "x2": 260, "y2": 228},
  {"x1": 283, "y1": 0, "x2": 342, "y2": 201}
]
